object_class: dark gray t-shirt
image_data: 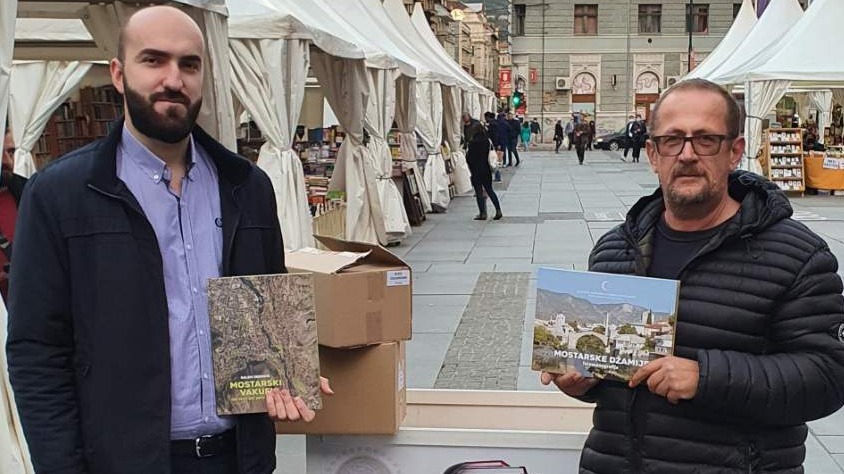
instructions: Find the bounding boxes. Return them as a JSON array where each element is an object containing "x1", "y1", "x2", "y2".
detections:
[{"x1": 648, "y1": 216, "x2": 729, "y2": 280}]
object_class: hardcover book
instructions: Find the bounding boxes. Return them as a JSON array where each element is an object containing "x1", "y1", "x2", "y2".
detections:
[
  {"x1": 532, "y1": 268, "x2": 680, "y2": 382},
  {"x1": 207, "y1": 273, "x2": 322, "y2": 415}
]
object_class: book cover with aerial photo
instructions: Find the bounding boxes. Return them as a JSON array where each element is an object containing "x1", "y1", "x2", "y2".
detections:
[
  {"x1": 207, "y1": 273, "x2": 322, "y2": 415},
  {"x1": 532, "y1": 268, "x2": 680, "y2": 382}
]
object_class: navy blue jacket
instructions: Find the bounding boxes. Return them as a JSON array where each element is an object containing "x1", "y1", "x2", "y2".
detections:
[
  {"x1": 7, "y1": 121, "x2": 283, "y2": 474},
  {"x1": 495, "y1": 117, "x2": 510, "y2": 146}
]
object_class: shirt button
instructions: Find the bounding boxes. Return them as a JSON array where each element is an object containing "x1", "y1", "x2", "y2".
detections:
[
  {"x1": 199, "y1": 330, "x2": 205, "y2": 336},
  {"x1": 192, "y1": 287, "x2": 198, "y2": 294},
  {"x1": 203, "y1": 417, "x2": 209, "y2": 423},
  {"x1": 153, "y1": 174, "x2": 160, "y2": 180},
  {"x1": 203, "y1": 373, "x2": 208, "y2": 379},
  {"x1": 186, "y1": 244, "x2": 192, "y2": 251}
]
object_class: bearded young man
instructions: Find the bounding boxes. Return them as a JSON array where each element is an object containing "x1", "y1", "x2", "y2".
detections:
[
  {"x1": 7, "y1": 6, "x2": 330, "y2": 474},
  {"x1": 542, "y1": 79, "x2": 844, "y2": 473}
]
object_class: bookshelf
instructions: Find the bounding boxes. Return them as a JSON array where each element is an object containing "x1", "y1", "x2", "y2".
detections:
[
  {"x1": 32, "y1": 85, "x2": 123, "y2": 169},
  {"x1": 764, "y1": 128, "x2": 804, "y2": 194},
  {"x1": 79, "y1": 86, "x2": 123, "y2": 138}
]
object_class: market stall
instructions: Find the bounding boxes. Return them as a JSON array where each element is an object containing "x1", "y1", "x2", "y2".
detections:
[
  {"x1": 227, "y1": 0, "x2": 364, "y2": 251},
  {"x1": 707, "y1": 0, "x2": 805, "y2": 175},
  {"x1": 712, "y1": 0, "x2": 844, "y2": 191}
]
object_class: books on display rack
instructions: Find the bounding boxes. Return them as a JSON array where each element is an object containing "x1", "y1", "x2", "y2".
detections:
[
  {"x1": 207, "y1": 273, "x2": 322, "y2": 415},
  {"x1": 532, "y1": 268, "x2": 679, "y2": 382}
]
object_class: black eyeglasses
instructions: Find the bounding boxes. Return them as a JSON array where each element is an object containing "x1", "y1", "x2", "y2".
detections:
[{"x1": 651, "y1": 134, "x2": 736, "y2": 157}]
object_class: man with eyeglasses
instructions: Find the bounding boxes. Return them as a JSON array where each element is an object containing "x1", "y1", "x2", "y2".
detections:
[
  {"x1": 0, "y1": 124, "x2": 27, "y2": 302},
  {"x1": 541, "y1": 78, "x2": 844, "y2": 473}
]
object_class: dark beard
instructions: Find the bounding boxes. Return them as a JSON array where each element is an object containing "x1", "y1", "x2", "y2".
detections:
[{"x1": 123, "y1": 79, "x2": 202, "y2": 144}]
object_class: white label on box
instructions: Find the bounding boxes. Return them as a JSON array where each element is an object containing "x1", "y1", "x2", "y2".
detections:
[
  {"x1": 387, "y1": 270, "x2": 410, "y2": 287},
  {"x1": 398, "y1": 361, "x2": 406, "y2": 391}
]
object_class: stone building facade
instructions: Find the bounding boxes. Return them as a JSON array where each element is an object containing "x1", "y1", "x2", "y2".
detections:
[{"x1": 510, "y1": 0, "x2": 744, "y2": 139}]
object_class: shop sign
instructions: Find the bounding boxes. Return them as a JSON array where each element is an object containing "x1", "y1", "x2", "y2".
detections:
[
  {"x1": 499, "y1": 68, "x2": 513, "y2": 96},
  {"x1": 822, "y1": 156, "x2": 844, "y2": 170},
  {"x1": 529, "y1": 68, "x2": 538, "y2": 84}
]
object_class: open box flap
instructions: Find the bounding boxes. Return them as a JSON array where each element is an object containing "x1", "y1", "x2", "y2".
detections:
[
  {"x1": 314, "y1": 235, "x2": 409, "y2": 268},
  {"x1": 285, "y1": 246, "x2": 371, "y2": 274}
]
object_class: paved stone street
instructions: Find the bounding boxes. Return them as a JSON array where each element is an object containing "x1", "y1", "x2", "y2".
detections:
[{"x1": 393, "y1": 147, "x2": 844, "y2": 472}]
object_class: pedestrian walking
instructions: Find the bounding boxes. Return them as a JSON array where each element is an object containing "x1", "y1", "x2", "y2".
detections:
[
  {"x1": 554, "y1": 120, "x2": 564, "y2": 153},
  {"x1": 564, "y1": 119, "x2": 574, "y2": 151},
  {"x1": 587, "y1": 120, "x2": 596, "y2": 151},
  {"x1": 506, "y1": 112, "x2": 521, "y2": 166},
  {"x1": 520, "y1": 121, "x2": 531, "y2": 151},
  {"x1": 465, "y1": 121, "x2": 502, "y2": 221},
  {"x1": 573, "y1": 121, "x2": 590, "y2": 165},
  {"x1": 530, "y1": 118, "x2": 541, "y2": 145},
  {"x1": 541, "y1": 78, "x2": 844, "y2": 474},
  {"x1": 495, "y1": 113, "x2": 511, "y2": 166},
  {"x1": 622, "y1": 114, "x2": 635, "y2": 158},
  {"x1": 630, "y1": 114, "x2": 647, "y2": 163}
]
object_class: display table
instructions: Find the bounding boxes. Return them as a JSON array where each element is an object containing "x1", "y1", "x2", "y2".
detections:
[{"x1": 804, "y1": 153, "x2": 844, "y2": 190}]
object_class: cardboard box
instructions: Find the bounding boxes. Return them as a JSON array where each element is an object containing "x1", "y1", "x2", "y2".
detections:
[
  {"x1": 285, "y1": 236, "x2": 412, "y2": 348},
  {"x1": 278, "y1": 342, "x2": 406, "y2": 435}
]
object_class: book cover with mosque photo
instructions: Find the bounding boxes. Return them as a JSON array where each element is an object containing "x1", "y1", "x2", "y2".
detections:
[
  {"x1": 207, "y1": 273, "x2": 322, "y2": 415},
  {"x1": 532, "y1": 268, "x2": 680, "y2": 382}
]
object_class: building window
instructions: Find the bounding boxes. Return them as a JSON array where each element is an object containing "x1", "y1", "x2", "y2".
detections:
[
  {"x1": 513, "y1": 4, "x2": 525, "y2": 36},
  {"x1": 686, "y1": 4, "x2": 709, "y2": 34},
  {"x1": 733, "y1": 3, "x2": 742, "y2": 19},
  {"x1": 638, "y1": 4, "x2": 661, "y2": 34},
  {"x1": 574, "y1": 4, "x2": 598, "y2": 35}
]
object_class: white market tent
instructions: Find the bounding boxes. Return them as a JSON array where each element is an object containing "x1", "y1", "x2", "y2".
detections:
[
  {"x1": 724, "y1": 0, "x2": 844, "y2": 149},
  {"x1": 702, "y1": 0, "x2": 805, "y2": 173},
  {"x1": 683, "y1": 0, "x2": 757, "y2": 81},
  {"x1": 227, "y1": 0, "x2": 366, "y2": 251},
  {"x1": 315, "y1": 0, "x2": 421, "y2": 245},
  {"x1": 360, "y1": 0, "x2": 464, "y2": 214},
  {"x1": 410, "y1": 3, "x2": 482, "y2": 198},
  {"x1": 733, "y1": 0, "x2": 844, "y2": 85},
  {"x1": 383, "y1": 0, "x2": 468, "y2": 209},
  {"x1": 290, "y1": 0, "x2": 413, "y2": 246}
]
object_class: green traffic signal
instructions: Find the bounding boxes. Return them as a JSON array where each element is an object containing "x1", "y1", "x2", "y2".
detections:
[{"x1": 512, "y1": 92, "x2": 522, "y2": 107}]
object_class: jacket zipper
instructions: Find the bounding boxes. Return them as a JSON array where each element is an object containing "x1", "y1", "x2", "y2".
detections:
[{"x1": 746, "y1": 443, "x2": 758, "y2": 474}]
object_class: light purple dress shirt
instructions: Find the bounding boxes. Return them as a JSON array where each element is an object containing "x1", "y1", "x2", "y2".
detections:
[{"x1": 117, "y1": 127, "x2": 234, "y2": 440}]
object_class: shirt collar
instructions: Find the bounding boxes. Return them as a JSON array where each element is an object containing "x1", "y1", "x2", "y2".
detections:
[{"x1": 121, "y1": 126, "x2": 198, "y2": 184}]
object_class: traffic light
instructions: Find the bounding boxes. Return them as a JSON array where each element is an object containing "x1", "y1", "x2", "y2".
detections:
[
  {"x1": 512, "y1": 91, "x2": 523, "y2": 108},
  {"x1": 511, "y1": 91, "x2": 527, "y2": 110}
]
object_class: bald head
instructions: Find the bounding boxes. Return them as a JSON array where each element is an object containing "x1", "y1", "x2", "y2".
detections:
[
  {"x1": 118, "y1": 6, "x2": 204, "y2": 62},
  {"x1": 110, "y1": 4, "x2": 206, "y2": 145}
]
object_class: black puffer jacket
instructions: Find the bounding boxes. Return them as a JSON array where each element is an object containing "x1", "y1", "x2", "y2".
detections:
[{"x1": 581, "y1": 171, "x2": 844, "y2": 474}]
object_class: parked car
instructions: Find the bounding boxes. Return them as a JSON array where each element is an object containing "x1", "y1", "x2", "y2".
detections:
[{"x1": 593, "y1": 127, "x2": 649, "y2": 151}]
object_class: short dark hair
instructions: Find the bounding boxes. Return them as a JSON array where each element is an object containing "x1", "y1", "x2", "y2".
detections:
[{"x1": 651, "y1": 78, "x2": 741, "y2": 138}]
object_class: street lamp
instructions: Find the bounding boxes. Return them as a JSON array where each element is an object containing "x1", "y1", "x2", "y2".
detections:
[{"x1": 687, "y1": 0, "x2": 694, "y2": 73}]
